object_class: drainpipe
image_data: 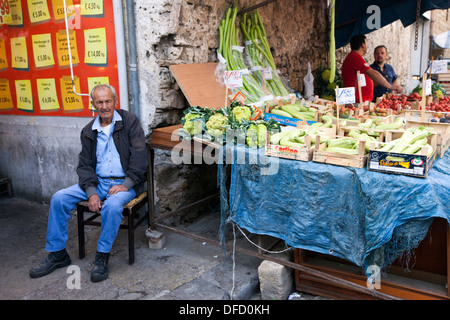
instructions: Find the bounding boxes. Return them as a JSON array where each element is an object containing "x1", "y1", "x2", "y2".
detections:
[
  {"x1": 113, "y1": 0, "x2": 129, "y2": 112},
  {"x1": 64, "y1": 0, "x2": 131, "y2": 113},
  {"x1": 124, "y1": 0, "x2": 141, "y2": 120}
]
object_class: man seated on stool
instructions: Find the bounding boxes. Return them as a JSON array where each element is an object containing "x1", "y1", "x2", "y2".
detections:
[{"x1": 30, "y1": 84, "x2": 148, "y2": 282}]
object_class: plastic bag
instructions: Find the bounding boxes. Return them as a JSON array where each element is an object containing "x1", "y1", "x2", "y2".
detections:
[
  {"x1": 303, "y1": 62, "x2": 314, "y2": 100},
  {"x1": 214, "y1": 51, "x2": 227, "y2": 87}
]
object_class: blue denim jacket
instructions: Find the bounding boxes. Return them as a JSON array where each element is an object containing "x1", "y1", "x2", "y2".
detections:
[{"x1": 370, "y1": 62, "x2": 397, "y2": 100}]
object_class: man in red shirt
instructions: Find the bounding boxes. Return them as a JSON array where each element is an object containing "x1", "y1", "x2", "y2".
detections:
[{"x1": 342, "y1": 35, "x2": 403, "y2": 103}]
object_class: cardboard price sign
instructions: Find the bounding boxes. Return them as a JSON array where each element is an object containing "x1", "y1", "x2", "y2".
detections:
[
  {"x1": 336, "y1": 87, "x2": 355, "y2": 105},
  {"x1": 429, "y1": 60, "x2": 448, "y2": 74}
]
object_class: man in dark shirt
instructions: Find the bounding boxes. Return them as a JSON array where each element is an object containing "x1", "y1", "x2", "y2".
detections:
[{"x1": 370, "y1": 45, "x2": 398, "y2": 101}]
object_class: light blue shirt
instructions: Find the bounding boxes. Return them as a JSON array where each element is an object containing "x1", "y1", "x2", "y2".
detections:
[{"x1": 92, "y1": 110, "x2": 126, "y2": 178}]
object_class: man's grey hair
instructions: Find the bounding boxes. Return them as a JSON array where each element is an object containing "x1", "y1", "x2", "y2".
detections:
[{"x1": 90, "y1": 84, "x2": 117, "y2": 102}]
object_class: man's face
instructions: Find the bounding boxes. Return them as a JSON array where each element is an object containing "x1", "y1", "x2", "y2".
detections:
[
  {"x1": 91, "y1": 87, "x2": 117, "y2": 124},
  {"x1": 374, "y1": 47, "x2": 387, "y2": 64},
  {"x1": 361, "y1": 42, "x2": 368, "y2": 55}
]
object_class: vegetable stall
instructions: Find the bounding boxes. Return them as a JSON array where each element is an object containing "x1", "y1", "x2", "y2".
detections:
[{"x1": 150, "y1": 3, "x2": 450, "y2": 300}]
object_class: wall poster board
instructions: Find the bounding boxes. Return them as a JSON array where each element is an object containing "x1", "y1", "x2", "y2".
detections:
[{"x1": 0, "y1": 0, "x2": 121, "y2": 116}]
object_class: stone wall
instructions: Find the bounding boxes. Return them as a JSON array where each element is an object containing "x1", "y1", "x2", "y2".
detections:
[
  {"x1": 135, "y1": 0, "x2": 329, "y2": 218},
  {"x1": 134, "y1": 0, "x2": 329, "y2": 134},
  {"x1": 430, "y1": 9, "x2": 450, "y2": 59}
]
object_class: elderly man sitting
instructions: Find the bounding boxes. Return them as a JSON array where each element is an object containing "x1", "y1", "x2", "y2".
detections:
[{"x1": 30, "y1": 84, "x2": 148, "y2": 282}]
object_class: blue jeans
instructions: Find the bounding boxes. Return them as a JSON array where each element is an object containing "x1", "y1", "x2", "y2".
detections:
[{"x1": 45, "y1": 178, "x2": 136, "y2": 253}]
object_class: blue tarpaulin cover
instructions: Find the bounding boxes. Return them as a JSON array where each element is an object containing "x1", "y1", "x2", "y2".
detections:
[{"x1": 218, "y1": 145, "x2": 450, "y2": 274}]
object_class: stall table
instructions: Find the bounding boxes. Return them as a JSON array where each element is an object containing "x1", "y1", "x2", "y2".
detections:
[
  {"x1": 146, "y1": 125, "x2": 220, "y2": 231},
  {"x1": 223, "y1": 145, "x2": 450, "y2": 300},
  {"x1": 147, "y1": 127, "x2": 399, "y2": 300}
]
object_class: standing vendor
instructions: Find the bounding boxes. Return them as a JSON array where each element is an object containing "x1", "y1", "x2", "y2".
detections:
[
  {"x1": 342, "y1": 35, "x2": 403, "y2": 103},
  {"x1": 370, "y1": 45, "x2": 398, "y2": 101}
]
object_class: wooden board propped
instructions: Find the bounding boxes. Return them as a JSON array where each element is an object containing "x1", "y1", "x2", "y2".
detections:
[{"x1": 169, "y1": 63, "x2": 228, "y2": 110}]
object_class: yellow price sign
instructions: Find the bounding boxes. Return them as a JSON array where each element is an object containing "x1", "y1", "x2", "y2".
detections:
[
  {"x1": 8, "y1": 0, "x2": 23, "y2": 26},
  {"x1": 52, "y1": 0, "x2": 75, "y2": 21},
  {"x1": 27, "y1": 0, "x2": 50, "y2": 24},
  {"x1": 60, "y1": 76, "x2": 84, "y2": 112},
  {"x1": 36, "y1": 78, "x2": 60, "y2": 111},
  {"x1": 10, "y1": 36, "x2": 28, "y2": 70},
  {"x1": 0, "y1": 79, "x2": 14, "y2": 110},
  {"x1": 0, "y1": 0, "x2": 12, "y2": 25},
  {"x1": 84, "y1": 28, "x2": 107, "y2": 65},
  {"x1": 0, "y1": 38, "x2": 8, "y2": 70},
  {"x1": 15, "y1": 80, "x2": 33, "y2": 111},
  {"x1": 81, "y1": 0, "x2": 103, "y2": 16},
  {"x1": 32, "y1": 33, "x2": 55, "y2": 68},
  {"x1": 56, "y1": 30, "x2": 79, "y2": 67}
]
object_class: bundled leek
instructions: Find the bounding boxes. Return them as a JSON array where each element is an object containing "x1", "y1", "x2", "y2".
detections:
[
  {"x1": 240, "y1": 10, "x2": 291, "y2": 97},
  {"x1": 218, "y1": 6, "x2": 266, "y2": 103}
]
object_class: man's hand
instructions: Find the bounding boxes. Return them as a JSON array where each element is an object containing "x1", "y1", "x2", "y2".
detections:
[
  {"x1": 88, "y1": 194, "x2": 102, "y2": 213},
  {"x1": 108, "y1": 184, "x2": 128, "y2": 195},
  {"x1": 391, "y1": 84, "x2": 404, "y2": 94}
]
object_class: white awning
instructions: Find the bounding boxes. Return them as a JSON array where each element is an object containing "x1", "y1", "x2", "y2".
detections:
[{"x1": 434, "y1": 31, "x2": 450, "y2": 49}]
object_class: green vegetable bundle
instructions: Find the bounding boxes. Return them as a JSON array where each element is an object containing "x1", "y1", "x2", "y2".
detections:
[
  {"x1": 179, "y1": 106, "x2": 215, "y2": 139},
  {"x1": 324, "y1": 137, "x2": 362, "y2": 155},
  {"x1": 218, "y1": 6, "x2": 267, "y2": 103},
  {"x1": 269, "y1": 118, "x2": 333, "y2": 148},
  {"x1": 269, "y1": 103, "x2": 323, "y2": 121},
  {"x1": 343, "y1": 117, "x2": 404, "y2": 138},
  {"x1": 180, "y1": 100, "x2": 280, "y2": 148},
  {"x1": 240, "y1": 10, "x2": 291, "y2": 98},
  {"x1": 329, "y1": 0, "x2": 336, "y2": 84}
]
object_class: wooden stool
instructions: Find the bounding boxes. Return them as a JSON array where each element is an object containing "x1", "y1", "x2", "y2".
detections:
[
  {"x1": 76, "y1": 191, "x2": 149, "y2": 265},
  {"x1": 0, "y1": 178, "x2": 12, "y2": 197}
]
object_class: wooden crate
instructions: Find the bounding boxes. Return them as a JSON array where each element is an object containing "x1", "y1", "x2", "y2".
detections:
[
  {"x1": 296, "y1": 119, "x2": 336, "y2": 136},
  {"x1": 406, "y1": 120, "x2": 450, "y2": 157},
  {"x1": 265, "y1": 122, "x2": 336, "y2": 162},
  {"x1": 264, "y1": 101, "x2": 332, "y2": 127},
  {"x1": 265, "y1": 127, "x2": 316, "y2": 162},
  {"x1": 438, "y1": 73, "x2": 450, "y2": 95},
  {"x1": 367, "y1": 130, "x2": 438, "y2": 178},
  {"x1": 338, "y1": 125, "x2": 388, "y2": 143},
  {"x1": 402, "y1": 110, "x2": 444, "y2": 121},
  {"x1": 265, "y1": 134, "x2": 314, "y2": 162},
  {"x1": 312, "y1": 135, "x2": 367, "y2": 168}
]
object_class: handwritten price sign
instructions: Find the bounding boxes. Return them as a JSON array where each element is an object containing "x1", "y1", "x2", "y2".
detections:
[
  {"x1": 425, "y1": 79, "x2": 432, "y2": 96},
  {"x1": 225, "y1": 70, "x2": 243, "y2": 88},
  {"x1": 337, "y1": 87, "x2": 355, "y2": 104},
  {"x1": 263, "y1": 67, "x2": 272, "y2": 80},
  {"x1": 430, "y1": 60, "x2": 448, "y2": 74}
]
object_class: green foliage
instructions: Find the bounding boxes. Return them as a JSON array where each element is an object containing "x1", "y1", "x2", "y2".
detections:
[{"x1": 315, "y1": 65, "x2": 342, "y2": 100}]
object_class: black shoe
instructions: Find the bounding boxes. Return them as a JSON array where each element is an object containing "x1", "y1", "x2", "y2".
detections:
[
  {"x1": 30, "y1": 249, "x2": 71, "y2": 278},
  {"x1": 91, "y1": 251, "x2": 110, "y2": 282}
]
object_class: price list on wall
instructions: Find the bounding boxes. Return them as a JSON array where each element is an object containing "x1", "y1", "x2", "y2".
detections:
[{"x1": 0, "y1": 0, "x2": 120, "y2": 116}]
